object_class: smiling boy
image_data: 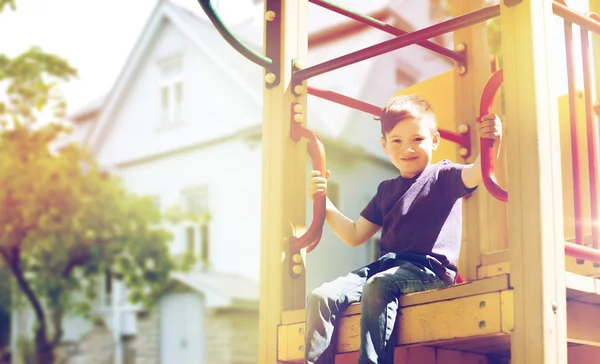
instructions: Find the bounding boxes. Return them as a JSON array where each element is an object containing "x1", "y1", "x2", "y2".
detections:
[{"x1": 304, "y1": 95, "x2": 502, "y2": 364}]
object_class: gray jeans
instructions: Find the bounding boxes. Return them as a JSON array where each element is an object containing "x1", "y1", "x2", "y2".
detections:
[{"x1": 304, "y1": 253, "x2": 449, "y2": 364}]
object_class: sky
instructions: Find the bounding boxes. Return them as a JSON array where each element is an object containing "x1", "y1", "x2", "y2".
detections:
[
  {"x1": 0, "y1": 0, "x2": 593, "y2": 116},
  {"x1": 0, "y1": 0, "x2": 158, "y2": 113}
]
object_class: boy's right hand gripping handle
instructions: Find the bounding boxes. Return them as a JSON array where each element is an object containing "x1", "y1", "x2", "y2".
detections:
[
  {"x1": 290, "y1": 122, "x2": 327, "y2": 253},
  {"x1": 478, "y1": 69, "x2": 508, "y2": 202}
]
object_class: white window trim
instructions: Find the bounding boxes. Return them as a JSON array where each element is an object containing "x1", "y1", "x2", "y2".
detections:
[{"x1": 156, "y1": 55, "x2": 185, "y2": 130}]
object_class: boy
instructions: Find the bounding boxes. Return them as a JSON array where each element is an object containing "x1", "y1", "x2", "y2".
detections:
[{"x1": 305, "y1": 95, "x2": 502, "y2": 364}]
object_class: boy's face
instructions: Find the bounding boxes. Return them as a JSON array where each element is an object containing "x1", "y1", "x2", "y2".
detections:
[{"x1": 380, "y1": 117, "x2": 440, "y2": 178}]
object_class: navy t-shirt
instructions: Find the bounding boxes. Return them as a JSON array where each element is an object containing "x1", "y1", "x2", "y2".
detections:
[{"x1": 360, "y1": 160, "x2": 474, "y2": 272}]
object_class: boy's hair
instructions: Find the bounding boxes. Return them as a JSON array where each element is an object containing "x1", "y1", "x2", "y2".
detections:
[{"x1": 380, "y1": 95, "x2": 437, "y2": 137}]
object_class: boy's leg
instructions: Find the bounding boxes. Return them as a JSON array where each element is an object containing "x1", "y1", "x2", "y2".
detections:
[
  {"x1": 305, "y1": 262, "x2": 375, "y2": 364},
  {"x1": 358, "y1": 260, "x2": 448, "y2": 364}
]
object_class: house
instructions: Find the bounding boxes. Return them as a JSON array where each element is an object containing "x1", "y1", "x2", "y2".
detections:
[{"x1": 11, "y1": 0, "x2": 454, "y2": 363}]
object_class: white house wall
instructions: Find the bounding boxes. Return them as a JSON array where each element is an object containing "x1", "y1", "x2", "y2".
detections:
[
  {"x1": 117, "y1": 137, "x2": 263, "y2": 281},
  {"x1": 96, "y1": 18, "x2": 261, "y2": 167}
]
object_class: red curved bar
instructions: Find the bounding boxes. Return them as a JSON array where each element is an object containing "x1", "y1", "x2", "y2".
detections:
[
  {"x1": 580, "y1": 24, "x2": 599, "y2": 250},
  {"x1": 478, "y1": 69, "x2": 507, "y2": 201},
  {"x1": 565, "y1": 241, "x2": 600, "y2": 263},
  {"x1": 290, "y1": 121, "x2": 327, "y2": 253}
]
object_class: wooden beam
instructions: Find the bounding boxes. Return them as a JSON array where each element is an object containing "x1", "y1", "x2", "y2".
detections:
[
  {"x1": 477, "y1": 262, "x2": 510, "y2": 279},
  {"x1": 258, "y1": 1, "x2": 308, "y2": 363},
  {"x1": 481, "y1": 250, "x2": 510, "y2": 266},
  {"x1": 335, "y1": 346, "x2": 492, "y2": 364},
  {"x1": 278, "y1": 290, "x2": 514, "y2": 361},
  {"x1": 566, "y1": 301, "x2": 600, "y2": 346},
  {"x1": 453, "y1": 0, "x2": 492, "y2": 281},
  {"x1": 500, "y1": 0, "x2": 568, "y2": 363},
  {"x1": 590, "y1": 0, "x2": 600, "y2": 103}
]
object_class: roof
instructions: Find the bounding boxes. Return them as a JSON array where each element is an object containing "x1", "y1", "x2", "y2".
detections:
[
  {"x1": 76, "y1": 0, "x2": 450, "y2": 161},
  {"x1": 171, "y1": 270, "x2": 259, "y2": 308}
]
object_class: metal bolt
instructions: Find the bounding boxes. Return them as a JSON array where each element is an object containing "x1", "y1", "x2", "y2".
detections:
[
  {"x1": 294, "y1": 85, "x2": 304, "y2": 95},
  {"x1": 455, "y1": 43, "x2": 466, "y2": 52},
  {"x1": 459, "y1": 148, "x2": 468, "y2": 157},
  {"x1": 293, "y1": 104, "x2": 303, "y2": 114},
  {"x1": 457, "y1": 65, "x2": 467, "y2": 75},
  {"x1": 293, "y1": 59, "x2": 305, "y2": 70},
  {"x1": 292, "y1": 265, "x2": 303, "y2": 275},
  {"x1": 479, "y1": 301, "x2": 486, "y2": 309},
  {"x1": 551, "y1": 300, "x2": 559, "y2": 313},
  {"x1": 504, "y1": 0, "x2": 523, "y2": 7},
  {"x1": 298, "y1": 327, "x2": 304, "y2": 335},
  {"x1": 479, "y1": 320, "x2": 486, "y2": 329},
  {"x1": 293, "y1": 113, "x2": 304, "y2": 123},
  {"x1": 298, "y1": 345, "x2": 305, "y2": 352},
  {"x1": 265, "y1": 72, "x2": 276, "y2": 84},
  {"x1": 265, "y1": 10, "x2": 276, "y2": 21},
  {"x1": 458, "y1": 124, "x2": 469, "y2": 134},
  {"x1": 292, "y1": 253, "x2": 302, "y2": 263}
]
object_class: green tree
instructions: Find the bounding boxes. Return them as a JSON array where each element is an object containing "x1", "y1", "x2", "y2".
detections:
[
  {"x1": 0, "y1": 0, "x2": 15, "y2": 13},
  {"x1": 0, "y1": 45, "x2": 176, "y2": 364}
]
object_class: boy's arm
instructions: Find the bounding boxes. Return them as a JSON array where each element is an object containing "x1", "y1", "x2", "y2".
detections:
[
  {"x1": 308, "y1": 170, "x2": 380, "y2": 247},
  {"x1": 324, "y1": 197, "x2": 380, "y2": 247},
  {"x1": 461, "y1": 113, "x2": 503, "y2": 189}
]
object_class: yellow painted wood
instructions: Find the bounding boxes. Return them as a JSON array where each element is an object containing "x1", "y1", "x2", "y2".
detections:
[
  {"x1": 258, "y1": 1, "x2": 308, "y2": 363},
  {"x1": 566, "y1": 256, "x2": 600, "y2": 277},
  {"x1": 277, "y1": 323, "x2": 306, "y2": 362},
  {"x1": 453, "y1": 0, "x2": 488, "y2": 281},
  {"x1": 400, "y1": 274, "x2": 510, "y2": 307},
  {"x1": 334, "y1": 346, "x2": 491, "y2": 364},
  {"x1": 329, "y1": 274, "x2": 509, "y2": 317},
  {"x1": 565, "y1": 272, "x2": 596, "y2": 298},
  {"x1": 558, "y1": 93, "x2": 596, "y2": 241},
  {"x1": 477, "y1": 262, "x2": 510, "y2": 279},
  {"x1": 501, "y1": 290, "x2": 514, "y2": 333},
  {"x1": 477, "y1": 255, "x2": 600, "y2": 279},
  {"x1": 277, "y1": 290, "x2": 514, "y2": 361},
  {"x1": 565, "y1": 272, "x2": 600, "y2": 305},
  {"x1": 397, "y1": 292, "x2": 503, "y2": 345},
  {"x1": 281, "y1": 309, "x2": 305, "y2": 325},
  {"x1": 500, "y1": 0, "x2": 568, "y2": 362},
  {"x1": 481, "y1": 250, "x2": 510, "y2": 266},
  {"x1": 591, "y1": 0, "x2": 600, "y2": 105},
  {"x1": 566, "y1": 301, "x2": 600, "y2": 346}
]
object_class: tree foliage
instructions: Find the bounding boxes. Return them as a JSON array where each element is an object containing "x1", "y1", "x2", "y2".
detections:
[
  {"x1": 0, "y1": 45, "x2": 176, "y2": 364},
  {"x1": 0, "y1": 0, "x2": 15, "y2": 13}
]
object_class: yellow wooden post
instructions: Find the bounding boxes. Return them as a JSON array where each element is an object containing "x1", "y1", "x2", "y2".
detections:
[
  {"x1": 453, "y1": 0, "x2": 497, "y2": 281},
  {"x1": 258, "y1": 1, "x2": 308, "y2": 363},
  {"x1": 591, "y1": 0, "x2": 600, "y2": 100},
  {"x1": 500, "y1": 0, "x2": 567, "y2": 363}
]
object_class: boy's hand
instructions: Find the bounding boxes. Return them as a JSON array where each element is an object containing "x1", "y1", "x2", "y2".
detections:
[
  {"x1": 479, "y1": 113, "x2": 502, "y2": 143},
  {"x1": 308, "y1": 170, "x2": 330, "y2": 202}
]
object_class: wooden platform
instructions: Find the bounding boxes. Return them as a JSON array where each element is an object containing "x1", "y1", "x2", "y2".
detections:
[{"x1": 278, "y1": 272, "x2": 600, "y2": 363}]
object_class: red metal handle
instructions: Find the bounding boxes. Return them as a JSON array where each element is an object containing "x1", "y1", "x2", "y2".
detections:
[
  {"x1": 290, "y1": 122, "x2": 327, "y2": 253},
  {"x1": 478, "y1": 69, "x2": 508, "y2": 201}
]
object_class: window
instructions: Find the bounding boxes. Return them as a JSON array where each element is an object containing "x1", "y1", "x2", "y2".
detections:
[
  {"x1": 157, "y1": 56, "x2": 184, "y2": 125},
  {"x1": 182, "y1": 187, "x2": 210, "y2": 268},
  {"x1": 183, "y1": 187, "x2": 209, "y2": 215}
]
